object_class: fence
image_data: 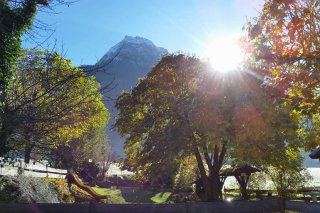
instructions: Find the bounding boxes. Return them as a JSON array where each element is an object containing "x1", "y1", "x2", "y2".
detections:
[
  {"x1": 286, "y1": 200, "x2": 320, "y2": 212},
  {"x1": 0, "y1": 157, "x2": 67, "y2": 178},
  {"x1": 0, "y1": 199, "x2": 282, "y2": 213}
]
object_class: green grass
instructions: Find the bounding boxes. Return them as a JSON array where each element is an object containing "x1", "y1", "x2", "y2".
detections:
[
  {"x1": 91, "y1": 186, "x2": 126, "y2": 204},
  {"x1": 120, "y1": 187, "x2": 173, "y2": 203},
  {"x1": 91, "y1": 186, "x2": 173, "y2": 204},
  {"x1": 150, "y1": 192, "x2": 172, "y2": 203}
]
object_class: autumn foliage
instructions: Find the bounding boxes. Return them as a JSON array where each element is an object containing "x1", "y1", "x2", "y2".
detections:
[
  {"x1": 115, "y1": 54, "x2": 300, "y2": 201},
  {"x1": 244, "y1": 0, "x2": 320, "y2": 150}
]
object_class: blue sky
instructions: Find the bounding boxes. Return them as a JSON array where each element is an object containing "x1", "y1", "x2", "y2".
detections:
[{"x1": 23, "y1": 0, "x2": 264, "y2": 66}]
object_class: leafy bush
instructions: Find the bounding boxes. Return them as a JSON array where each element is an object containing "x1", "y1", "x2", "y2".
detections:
[
  {"x1": 68, "y1": 185, "x2": 94, "y2": 203},
  {"x1": 0, "y1": 175, "x2": 59, "y2": 203},
  {"x1": 173, "y1": 156, "x2": 198, "y2": 191},
  {"x1": 48, "y1": 178, "x2": 74, "y2": 203},
  {"x1": 248, "y1": 172, "x2": 270, "y2": 191}
]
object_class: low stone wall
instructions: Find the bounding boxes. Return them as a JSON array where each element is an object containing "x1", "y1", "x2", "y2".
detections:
[
  {"x1": 286, "y1": 200, "x2": 320, "y2": 213},
  {"x1": 0, "y1": 200, "x2": 281, "y2": 213}
]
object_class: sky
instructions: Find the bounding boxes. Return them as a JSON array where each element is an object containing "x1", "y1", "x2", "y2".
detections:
[{"x1": 23, "y1": 0, "x2": 264, "y2": 66}]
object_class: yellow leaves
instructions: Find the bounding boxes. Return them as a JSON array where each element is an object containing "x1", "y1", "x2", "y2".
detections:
[
  {"x1": 245, "y1": 1, "x2": 320, "y2": 142},
  {"x1": 9, "y1": 50, "x2": 109, "y2": 153},
  {"x1": 271, "y1": 69, "x2": 280, "y2": 76},
  {"x1": 174, "y1": 155, "x2": 198, "y2": 189},
  {"x1": 187, "y1": 78, "x2": 199, "y2": 92}
]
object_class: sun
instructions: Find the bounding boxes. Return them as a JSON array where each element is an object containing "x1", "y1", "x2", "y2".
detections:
[{"x1": 203, "y1": 34, "x2": 244, "y2": 73}]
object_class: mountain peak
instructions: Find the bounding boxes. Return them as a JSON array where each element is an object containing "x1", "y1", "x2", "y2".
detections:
[
  {"x1": 122, "y1": 35, "x2": 155, "y2": 46},
  {"x1": 96, "y1": 36, "x2": 167, "y2": 66},
  {"x1": 91, "y1": 36, "x2": 168, "y2": 157}
]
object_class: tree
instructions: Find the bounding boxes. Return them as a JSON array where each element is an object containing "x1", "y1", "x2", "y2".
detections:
[
  {"x1": 265, "y1": 149, "x2": 311, "y2": 210},
  {"x1": 51, "y1": 127, "x2": 111, "y2": 184},
  {"x1": 247, "y1": 152, "x2": 310, "y2": 206},
  {"x1": 244, "y1": 0, "x2": 320, "y2": 149},
  {"x1": 0, "y1": 0, "x2": 72, "y2": 154},
  {"x1": 0, "y1": 0, "x2": 47, "y2": 102},
  {"x1": 173, "y1": 156, "x2": 198, "y2": 191},
  {"x1": 114, "y1": 54, "x2": 300, "y2": 201},
  {"x1": 51, "y1": 127, "x2": 110, "y2": 172},
  {"x1": 5, "y1": 50, "x2": 109, "y2": 162},
  {"x1": 266, "y1": 152, "x2": 311, "y2": 199}
]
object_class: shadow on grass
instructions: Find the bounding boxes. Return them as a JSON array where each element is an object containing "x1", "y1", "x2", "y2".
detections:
[{"x1": 118, "y1": 187, "x2": 172, "y2": 204}]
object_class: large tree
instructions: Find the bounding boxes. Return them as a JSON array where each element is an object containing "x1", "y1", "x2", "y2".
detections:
[
  {"x1": 115, "y1": 54, "x2": 300, "y2": 201},
  {"x1": 0, "y1": 0, "x2": 46, "y2": 101},
  {"x1": 0, "y1": 0, "x2": 73, "y2": 153},
  {"x1": 5, "y1": 50, "x2": 108, "y2": 162},
  {"x1": 0, "y1": 0, "x2": 71, "y2": 99},
  {"x1": 244, "y1": 0, "x2": 320, "y2": 149}
]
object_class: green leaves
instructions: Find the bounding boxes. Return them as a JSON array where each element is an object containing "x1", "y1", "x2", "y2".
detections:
[
  {"x1": 114, "y1": 54, "x2": 203, "y2": 180},
  {"x1": 0, "y1": 0, "x2": 39, "y2": 104},
  {"x1": 7, "y1": 50, "x2": 109, "y2": 160}
]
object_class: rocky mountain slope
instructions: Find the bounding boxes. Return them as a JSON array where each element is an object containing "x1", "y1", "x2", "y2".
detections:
[{"x1": 84, "y1": 36, "x2": 168, "y2": 157}]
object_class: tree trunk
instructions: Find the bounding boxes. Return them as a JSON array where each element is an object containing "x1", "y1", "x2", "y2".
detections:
[
  {"x1": 235, "y1": 175, "x2": 250, "y2": 200},
  {"x1": 193, "y1": 140, "x2": 228, "y2": 201},
  {"x1": 194, "y1": 147, "x2": 214, "y2": 201},
  {"x1": 194, "y1": 146, "x2": 225, "y2": 201},
  {"x1": 211, "y1": 170, "x2": 221, "y2": 200},
  {"x1": 240, "y1": 183, "x2": 249, "y2": 200},
  {"x1": 0, "y1": 106, "x2": 11, "y2": 155},
  {"x1": 24, "y1": 145, "x2": 32, "y2": 164},
  {"x1": 24, "y1": 135, "x2": 34, "y2": 164},
  {"x1": 210, "y1": 141, "x2": 228, "y2": 201},
  {"x1": 0, "y1": 125, "x2": 9, "y2": 155},
  {"x1": 278, "y1": 189, "x2": 286, "y2": 212}
]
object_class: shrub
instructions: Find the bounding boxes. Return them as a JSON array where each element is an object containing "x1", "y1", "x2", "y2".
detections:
[
  {"x1": 0, "y1": 175, "x2": 59, "y2": 203},
  {"x1": 48, "y1": 178, "x2": 74, "y2": 203},
  {"x1": 173, "y1": 156, "x2": 198, "y2": 191}
]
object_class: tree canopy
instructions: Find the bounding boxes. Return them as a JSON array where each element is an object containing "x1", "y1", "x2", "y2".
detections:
[
  {"x1": 51, "y1": 127, "x2": 110, "y2": 172},
  {"x1": 0, "y1": 0, "x2": 111, "y2": 168},
  {"x1": 4, "y1": 50, "x2": 109, "y2": 163},
  {"x1": 115, "y1": 54, "x2": 301, "y2": 201},
  {"x1": 0, "y1": 0, "x2": 74, "y2": 155},
  {"x1": 244, "y1": 0, "x2": 320, "y2": 149}
]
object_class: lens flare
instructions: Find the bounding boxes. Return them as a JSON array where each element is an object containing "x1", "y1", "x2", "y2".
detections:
[{"x1": 204, "y1": 34, "x2": 244, "y2": 73}]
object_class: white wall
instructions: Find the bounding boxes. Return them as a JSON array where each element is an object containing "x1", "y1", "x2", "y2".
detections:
[{"x1": 0, "y1": 157, "x2": 67, "y2": 179}]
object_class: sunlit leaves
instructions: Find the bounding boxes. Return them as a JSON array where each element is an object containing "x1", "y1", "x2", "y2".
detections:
[
  {"x1": 7, "y1": 50, "x2": 108, "y2": 155},
  {"x1": 115, "y1": 53, "x2": 300, "y2": 185},
  {"x1": 114, "y1": 54, "x2": 204, "y2": 180},
  {"x1": 244, "y1": 0, "x2": 320, "y2": 149}
]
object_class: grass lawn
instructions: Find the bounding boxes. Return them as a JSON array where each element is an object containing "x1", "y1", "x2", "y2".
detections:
[
  {"x1": 91, "y1": 186, "x2": 126, "y2": 204},
  {"x1": 91, "y1": 186, "x2": 173, "y2": 204},
  {"x1": 150, "y1": 192, "x2": 173, "y2": 203}
]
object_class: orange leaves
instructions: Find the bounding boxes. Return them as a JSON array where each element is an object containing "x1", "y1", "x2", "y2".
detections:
[
  {"x1": 250, "y1": 24, "x2": 262, "y2": 39},
  {"x1": 287, "y1": 16, "x2": 304, "y2": 41},
  {"x1": 233, "y1": 105, "x2": 267, "y2": 142},
  {"x1": 192, "y1": 105, "x2": 225, "y2": 133},
  {"x1": 245, "y1": 0, "x2": 320, "y2": 121}
]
